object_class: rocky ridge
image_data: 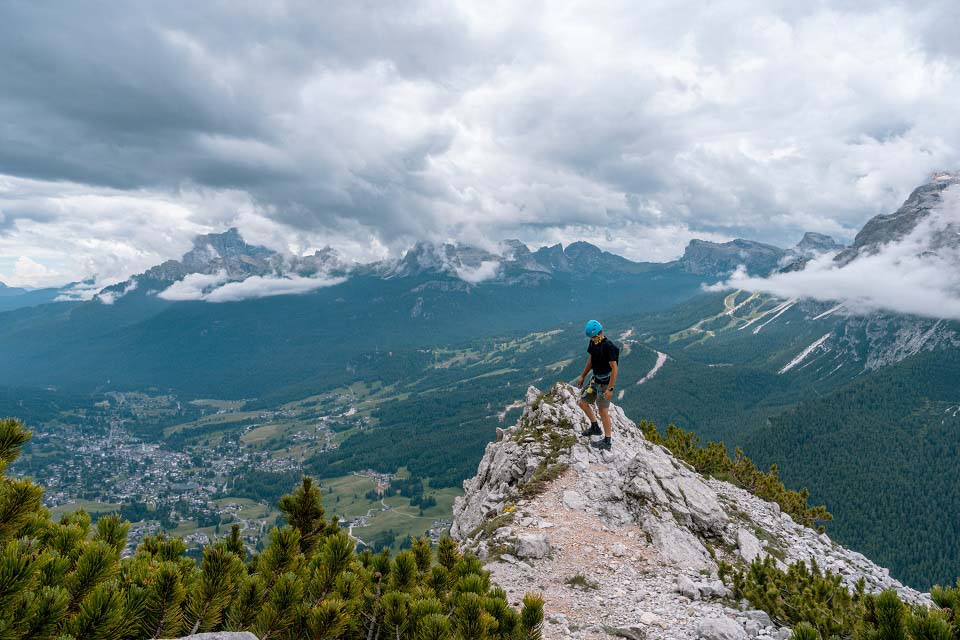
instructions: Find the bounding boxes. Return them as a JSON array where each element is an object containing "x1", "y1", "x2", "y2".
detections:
[
  {"x1": 835, "y1": 171, "x2": 960, "y2": 265},
  {"x1": 452, "y1": 383, "x2": 926, "y2": 640},
  {"x1": 679, "y1": 239, "x2": 786, "y2": 277}
]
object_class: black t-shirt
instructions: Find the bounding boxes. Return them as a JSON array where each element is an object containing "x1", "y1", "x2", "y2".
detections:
[{"x1": 587, "y1": 337, "x2": 620, "y2": 377}]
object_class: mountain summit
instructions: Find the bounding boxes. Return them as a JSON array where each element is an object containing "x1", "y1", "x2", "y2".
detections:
[
  {"x1": 835, "y1": 171, "x2": 960, "y2": 265},
  {"x1": 452, "y1": 383, "x2": 925, "y2": 638},
  {"x1": 678, "y1": 239, "x2": 785, "y2": 276},
  {"x1": 792, "y1": 232, "x2": 843, "y2": 257}
]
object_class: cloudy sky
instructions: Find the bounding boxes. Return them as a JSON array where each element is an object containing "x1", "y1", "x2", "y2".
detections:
[{"x1": 2, "y1": 0, "x2": 959, "y2": 287}]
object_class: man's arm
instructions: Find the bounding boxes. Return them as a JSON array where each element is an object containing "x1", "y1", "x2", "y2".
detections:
[
  {"x1": 577, "y1": 355, "x2": 592, "y2": 387},
  {"x1": 605, "y1": 361, "x2": 618, "y2": 398}
]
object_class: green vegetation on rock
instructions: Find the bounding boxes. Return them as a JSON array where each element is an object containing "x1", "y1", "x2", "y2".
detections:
[{"x1": 719, "y1": 555, "x2": 960, "y2": 640}]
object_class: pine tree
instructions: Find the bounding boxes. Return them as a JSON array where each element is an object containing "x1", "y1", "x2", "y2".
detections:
[
  {"x1": 0, "y1": 415, "x2": 552, "y2": 640},
  {"x1": 277, "y1": 477, "x2": 328, "y2": 555}
]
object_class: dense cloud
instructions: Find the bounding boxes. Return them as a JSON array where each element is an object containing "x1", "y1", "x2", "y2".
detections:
[
  {"x1": 156, "y1": 270, "x2": 345, "y2": 303},
  {"x1": 1, "y1": 1, "x2": 960, "y2": 286},
  {"x1": 714, "y1": 186, "x2": 960, "y2": 320}
]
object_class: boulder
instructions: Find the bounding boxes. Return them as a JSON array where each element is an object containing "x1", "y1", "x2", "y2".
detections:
[
  {"x1": 563, "y1": 490, "x2": 587, "y2": 511},
  {"x1": 515, "y1": 534, "x2": 551, "y2": 559},
  {"x1": 613, "y1": 626, "x2": 647, "y2": 640},
  {"x1": 677, "y1": 575, "x2": 700, "y2": 600},
  {"x1": 737, "y1": 529, "x2": 764, "y2": 563},
  {"x1": 639, "y1": 611, "x2": 666, "y2": 627},
  {"x1": 746, "y1": 610, "x2": 773, "y2": 627},
  {"x1": 701, "y1": 579, "x2": 731, "y2": 599},
  {"x1": 697, "y1": 617, "x2": 749, "y2": 640}
]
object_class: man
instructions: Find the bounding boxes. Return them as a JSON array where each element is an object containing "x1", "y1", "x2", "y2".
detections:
[{"x1": 577, "y1": 319, "x2": 619, "y2": 451}]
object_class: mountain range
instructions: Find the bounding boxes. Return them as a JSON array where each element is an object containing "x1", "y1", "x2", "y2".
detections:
[
  {"x1": 1, "y1": 221, "x2": 840, "y2": 315},
  {"x1": 0, "y1": 212, "x2": 848, "y2": 397},
  {"x1": 2, "y1": 171, "x2": 960, "y2": 589}
]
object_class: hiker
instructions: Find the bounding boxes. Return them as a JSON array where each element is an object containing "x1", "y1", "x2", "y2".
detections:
[{"x1": 577, "y1": 319, "x2": 619, "y2": 450}]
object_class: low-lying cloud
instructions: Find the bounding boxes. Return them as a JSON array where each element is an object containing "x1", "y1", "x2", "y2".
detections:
[
  {"x1": 455, "y1": 260, "x2": 500, "y2": 284},
  {"x1": 157, "y1": 270, "x2": 346, "y2": 303},
  {"x1": 713, "y1": 186, "x2": 960, "y2": 320}
]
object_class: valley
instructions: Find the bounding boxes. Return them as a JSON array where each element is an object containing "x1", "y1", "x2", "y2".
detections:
[{"x1": 5, "y1": 174, "x2": 960, "y2": 592}]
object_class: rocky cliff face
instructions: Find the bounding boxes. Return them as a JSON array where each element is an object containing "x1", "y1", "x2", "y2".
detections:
[
  {"x1": 452, "y1": 383, "x2": 926, "y2": 640},
  {"x1": 679, "y1": 239, "x2": 786, "y2": 277},
  {"x1": 835, "y1": 171, "x2": 960, "y2": 265}
]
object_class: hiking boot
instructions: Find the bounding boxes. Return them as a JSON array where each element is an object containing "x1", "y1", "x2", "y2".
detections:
[
  {"x1": 591, "y1": 437, "x2": 612, "y2": 451},
  {"x1": 581, "y1": 424, "x2": 602, "y2": 437}
]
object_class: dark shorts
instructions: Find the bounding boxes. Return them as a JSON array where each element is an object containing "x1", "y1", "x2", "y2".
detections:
[{"x1": 581, "y1": 377, "x2": 612, "y2": 409}]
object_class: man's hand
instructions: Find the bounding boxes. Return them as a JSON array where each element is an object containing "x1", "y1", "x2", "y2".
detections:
[
  {"x1": 577, "y1": 375, "x2": 585, "y2": 389},
  {"x1": 604, "y1": 388, "x2": 614, "y2": 400}
]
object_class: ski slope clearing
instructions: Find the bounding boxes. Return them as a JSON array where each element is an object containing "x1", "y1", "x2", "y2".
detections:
[
  {"x1": 637, "y1": 350, "x2": 669, "y2": 385},
  {"x1": 779, "y1": 333, "x2": 832, "y2": 374}
]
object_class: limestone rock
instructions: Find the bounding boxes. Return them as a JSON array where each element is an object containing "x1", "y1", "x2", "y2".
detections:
[
  {"x1": 639, "y1": 611, "x2": 665, "y2": 627},
  {"x1": 737, "y1": 529, "x2": 764, "y2": 563},
  {"x1": 746, "y1": 610, "x2": 773, "y2": 627},
  {"x1": 613, "y1": 625, "x2": 648, "y2": 640},
  {"x1": 515, "y1": 533, "x2": 551, "y2": 559},
  {"x1": 563, "y1": 490, "x2": 587, "y2": 511},
  {"x1": 450, "y1": 381, "x2": 929, "y2": 638},
  {"x1": 677, "y1": 576, "x2": 700, "y2": 600},
  {"x1": 697, "y1": 617, "x2": 749, "y2": 640}
]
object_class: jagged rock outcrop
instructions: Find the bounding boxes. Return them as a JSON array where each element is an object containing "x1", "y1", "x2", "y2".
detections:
[
  {"x1": 835, "y1": 170, "x2": 960, "y2": 265},
  {"x1": 99, "y1": 228, "x2": 349, "y2": 301},
  {"x1": 452, "y1": 382, "x2": 927, "y2": 639}
]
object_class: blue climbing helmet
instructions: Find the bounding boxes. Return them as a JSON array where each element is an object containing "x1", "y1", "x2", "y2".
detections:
[{"x1": 584, "y1": 319, "x2": 603, "y2": 337}]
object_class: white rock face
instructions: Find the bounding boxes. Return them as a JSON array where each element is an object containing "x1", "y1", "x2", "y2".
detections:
[
  {"x1": 451, "y1": 382, "x2": 929, "y2": 639},
  {"x1": 698, "y1": 617, "x2": 749, "y2": 640}
]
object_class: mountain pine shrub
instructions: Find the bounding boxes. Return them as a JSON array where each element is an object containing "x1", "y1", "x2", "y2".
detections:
[
  {"x1": 0, "y1": 416, "x2": 543, "y2": 640},
  {"x1": 639, "y1": 420, "x2": 832, "y2": 531},
  {"x1": 719, "y1": 555, "x2": 960, "y2": 640}
]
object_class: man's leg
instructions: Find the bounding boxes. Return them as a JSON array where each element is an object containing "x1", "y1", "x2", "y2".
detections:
[
  {"x1": 598, "y1": 407, "x2": 612, "y2": 438},
  {"x1": 578, "y1": 400, "x2": 603, "y2": 436},
  {"x1": 578, "y1": 399, "x2": 597, "y2": 423}
]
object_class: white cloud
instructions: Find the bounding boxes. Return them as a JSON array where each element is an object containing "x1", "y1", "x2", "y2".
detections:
[
  {"x1": 157, "y1": 270, "x2": 345, "y2": 303},
  {"x1": 200, "y1": 274, "x2": 347, "y2": 303},
  {"x1": 156, "y1": 271, "x2": 230, "y2": 301},
  {"x1": 95, "y1": 279, "x2": 138, "y2": 305},
  {"x1": 455, "y1": 259, "x2": 500, "y2": 284},
  {"x1": 2, "y1": 1, "x2": 960, "y2": 285},
  {"x1": 9, "y1": 256, "x2": 59, "y2": 288},
  {"x1": 55, "y1": 278, "x2": 116, "y2": 302},
  {"x1": 712, "y1": 185, "x2": 960, "y2": 320}
]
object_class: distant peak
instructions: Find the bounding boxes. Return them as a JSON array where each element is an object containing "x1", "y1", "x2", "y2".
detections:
[
  {"x1": 930, "y1": 170, "x2": 960, "y2": 183},
  {"x1": 565, "y1": 240, "x2": 603, "y2": 254},
  {"x1": 794, "y1": 232, "x2": 843, "y2": 254},
  {"x1": 683, "y1": 238, "x2": 782, "y2": 252},
  {"x1": 680, "y1": 238, "x2": 785, "y2": 276}
]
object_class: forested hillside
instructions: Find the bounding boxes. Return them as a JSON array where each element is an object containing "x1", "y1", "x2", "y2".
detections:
[{"x1": 744, "y1": 349, "x2": 960, "y2": 589}]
